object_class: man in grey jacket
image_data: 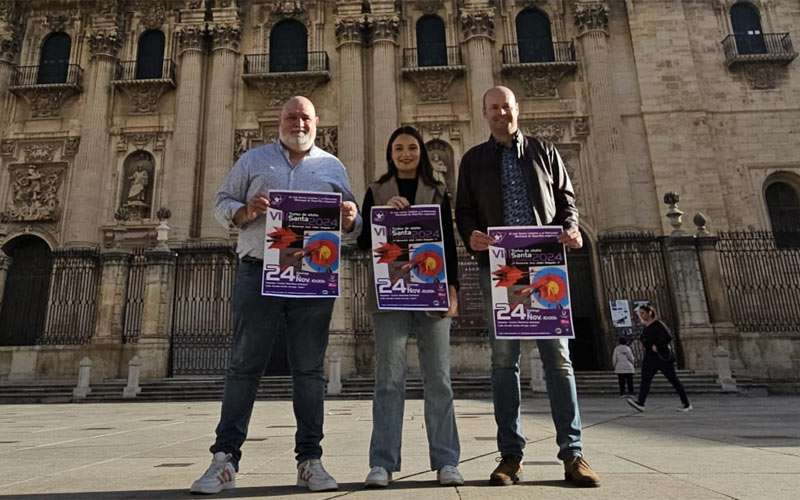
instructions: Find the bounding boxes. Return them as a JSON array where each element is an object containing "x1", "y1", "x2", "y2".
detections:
[{"x1": 190, "y1": 96, "x2": 360, "y2": 495}]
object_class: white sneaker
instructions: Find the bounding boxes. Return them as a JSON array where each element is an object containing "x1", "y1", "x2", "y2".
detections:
[
  {"x1": 365, "y1": 466, "x2": 391, "y2": 488},
  {"x1": 437, "y1": 465, "x2": 464, "y2": 486},
  {"x1": 297, "y1": 459, "x2": 338, "y2": 491},
  {"x1": 189, "y1": 451, "x2": 236, "y2": 494},
  {"x1": 677, "y1": 404, "x2": 694, "y2": 412}
]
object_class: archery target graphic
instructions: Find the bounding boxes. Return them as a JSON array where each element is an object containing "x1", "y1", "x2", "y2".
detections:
[
  {"x1": 529, "y1": 267, "x2": 569, "y2": 309},
  {"x1": 302, "y1": 231, "x2": 340, "y2": 272},
  {"x1": 408, "y1": 243, "x2": 445, "y2": 283}
]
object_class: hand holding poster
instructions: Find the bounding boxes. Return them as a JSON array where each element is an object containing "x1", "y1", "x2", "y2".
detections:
[
  {"x1": 371, "y1": 205, "x2": 449, "y2": 311},
  {"x1": 487, "y1": 226, "x2": 574, "y2": 339},
  {"x1": 262, "y1": 190, "x2": 342, "y2": 297}
]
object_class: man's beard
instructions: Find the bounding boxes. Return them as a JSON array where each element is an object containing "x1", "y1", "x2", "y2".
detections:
[{"x1": 280, "y1": 131, "x2": 315, "y2": 151}]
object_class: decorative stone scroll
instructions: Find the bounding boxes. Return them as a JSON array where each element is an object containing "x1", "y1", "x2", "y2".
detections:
[{"x1": 4, "y1": 163, "x2": 65, "y2": 222}]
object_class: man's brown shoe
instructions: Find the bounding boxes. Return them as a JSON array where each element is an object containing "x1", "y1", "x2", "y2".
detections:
[
  {"x1": 564, "y1": 456, "x2": 600, "y2": 487},
  {"x1": 489, "y1": 455, "x2": 522, "y2": 486}
]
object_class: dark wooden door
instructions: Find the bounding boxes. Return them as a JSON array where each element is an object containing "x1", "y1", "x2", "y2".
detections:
[{"x1": 0, "y1": 236, "x2": 52, "y2": 346}]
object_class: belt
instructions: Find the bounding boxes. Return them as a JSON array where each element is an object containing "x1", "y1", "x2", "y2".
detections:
[{"x1": 241, "y1": 256, "x2": 263, "y2": 264}]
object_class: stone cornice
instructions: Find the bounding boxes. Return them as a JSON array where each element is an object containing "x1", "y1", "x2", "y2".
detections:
[
  {"x1": 208, "y1": 22, "x2": 241, "y2": 52},
  {"x1": 368, "y1": 15, "x2": 400, "y2": 45},
  {"x1": 335, "y1": 17, "x2": 366, "y2": 47},
  {"x1": 460, "y1": 9, "x2": 495, "y2": 42},
  {"x1": 574, "y1": 1, "x2": 609, "y2": 36}
]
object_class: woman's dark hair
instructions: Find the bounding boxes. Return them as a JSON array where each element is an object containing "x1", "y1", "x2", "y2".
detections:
[
  {"x1": 618, "y1": 336, "x2": 629, "y2": 346},
  {"x1": 377, "y1": 125, "x2": 439, "y2": 187},
  {"x1": 637, "y1": 303, "x2": 657, "y2": 318}
]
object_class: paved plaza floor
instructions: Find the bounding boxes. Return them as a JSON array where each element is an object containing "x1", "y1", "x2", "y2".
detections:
[{"x1": 0, "y1": 395, "x2": 798, "y2": 499}]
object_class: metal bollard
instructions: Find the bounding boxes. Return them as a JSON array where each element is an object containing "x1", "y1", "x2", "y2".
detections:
[
  {"x1": 529, "y1": 346, "x2": 546, "y2": 393},
  {"x1": 73, "y1": 357, "x2": 93, "y2": 399},
  {"x1": 714, "y1": 345, "x2": 738, "y2": 392},
  {"x1": 123, "y1": 355, "x2": 142, "y2": 398},
  {"x1": 327, "y1": 353, "x2": 342, "y2": 395}
]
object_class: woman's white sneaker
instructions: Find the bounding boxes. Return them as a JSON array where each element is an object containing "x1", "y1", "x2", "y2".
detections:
[
  {"x1": 365, "y1": 466, "x2": 391, "y2": 487},
  {"x1": 297, "y1": 459, "x2": 338, "y2": 491},
  {"x1": 437, "y1": 465, "x2": 465, "y2": 486},
  {"x1": 189, "y1": 452, "x2": 236, "y2": 494}
]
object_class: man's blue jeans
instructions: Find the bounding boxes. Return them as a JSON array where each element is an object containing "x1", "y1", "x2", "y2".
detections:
[
  {"x1": 369, "y1": 311, "x2": 460, "y2": 472},
  {"x1": 479, "y1": 266, "x2": 583, "y2": 461},
  {"x1": 210, "y1": 260, "x2": 335, "y2": 469}
]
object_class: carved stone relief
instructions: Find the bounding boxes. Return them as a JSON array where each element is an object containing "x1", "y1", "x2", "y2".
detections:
[
  {"x1": 509, "y1": 64, "x2": 575, "y2": 99},
  {"x1": 520, "y1": 121, "x2": 567, "y2": 143},
  {"x1": 574, "y1": 1, "x2": 609, "y2": 35},
  {"x1": 368, "y1": 15, "x2": 400, "y2": 44},
  {"x1": 23, "y1": 143, "x2": 59, "y2": 162},
  {"x1": 459, "y1": 10, "x2": 494, "y2": 41},
  {"x1": 87, "y1": 29, "x2": 123, "y2": 58},
  {"x1": 426, "y1": 139, "x2": 455, "y2": 194},
  {"x1": 335, "y1": 17, "x2": 366, "y2": 46},
  {"x1": 209, "y1": 23, "x2": 241, "y2": 51},
  {"x1": 573, "y1": 116, "x2": 590, "y2": 137},
  {"x1": 4, "y1": 163, "x2": 65, "y2": 222},
  {"x1": 247, "y1": 72, "x2": 330, "y2": 108},
  {"x1": 134, "y1": 0, "x2": 167, "y2": 30},
  {"x1": 416, "y1": 0, "x2": 444, "y2": 15},
  {"x1": 261, "y1": 1, "x2": 309, "y2": 29},
  {"x1": 63, "y1": 137, "x2": 80, "y2": 158},
  {"x1": 176, "y1": 24, "x2": 206, "y2": 53},
  {"x1": 116, "y1": 81, "x2": 174, "y2": 114},
  {"x1": 404, "y1": 68, "x2": 463, "y2": 102},
  {"x1": 20, "y1": 87, "x2": 80, "y2": 119},
  {"x1": 1, "y1": 139, "x2": 16, "y2": 157},
  {"x1": 116, "y1": 131, "x2": 167, "y2": 153},
  {"x1": 237, "y1": 126, "x2": 339, "y2": 159}
]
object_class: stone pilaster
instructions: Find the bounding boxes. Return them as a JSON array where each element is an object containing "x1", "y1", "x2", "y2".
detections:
[
  {"x1": 63, "y1": 28, "x2": 122, "y2": 247},
  {"x1": 137, "y1": 249, "x2": 176, "y2": 379},
  {"x1": 574, "y1": 0, "x2": 632, "y2": 231},
  {"x1": 199, "y1": 21, "x2": 240, "y2": 241},
  {"x1": 336, "y1": 16, "x2": 367, "y2": 197},
  {"x1": 368, "y1": 15, "x2": 399, "y2": 181},
  {"x1": 459, "y1": 8, "x2": 495, "y2": 144},
  {"x1": 0, "y1": 0, "x2": 20, "y2": 133},
  {"x1": 93, "y1": 249, "x2": 132, "y2": 345},
  {"x1": 164, "y1": 22, "x2": 206, "y2": 241},
  {"x1": 0, "y1": 250, "x2": 9, "y2": 315}
]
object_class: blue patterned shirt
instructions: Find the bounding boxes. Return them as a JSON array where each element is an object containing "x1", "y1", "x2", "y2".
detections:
[{"x1": 499, "y1": 132, "x2": 534, "y2": 226}]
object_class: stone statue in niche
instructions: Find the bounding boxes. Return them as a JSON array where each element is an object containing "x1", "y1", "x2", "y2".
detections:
[
  {"x1": 430, "y1": 151, "x2": 448, "y2": 187},
  {"x1": 425, "y1": 140, "x2": 455, "y2": 194},
  {"x1": 121, "y1": 151, "x2": 155, "y2": 220}
]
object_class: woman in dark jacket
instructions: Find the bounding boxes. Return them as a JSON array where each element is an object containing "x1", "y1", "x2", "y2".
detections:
[
  {"x1": 626, "y1": 304, "x2": 693, "y2": 412},
  {"x1": 356, "y1": 126, "x2": 463, "y2": 487}
]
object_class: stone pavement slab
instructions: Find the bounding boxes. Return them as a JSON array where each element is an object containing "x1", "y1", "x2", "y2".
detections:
[{"x1": 0, "y1": 395, "x2": 798, "y2": 499}]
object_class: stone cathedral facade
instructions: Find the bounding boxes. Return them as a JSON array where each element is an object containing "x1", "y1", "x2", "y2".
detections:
[{"x1": 0, "y1": 0, "x2": 798, "y2": 383}]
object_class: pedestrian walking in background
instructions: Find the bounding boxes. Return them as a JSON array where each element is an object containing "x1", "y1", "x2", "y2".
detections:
[{"x1": 612, "y1": 337, "x2": 635, "y2": 397}]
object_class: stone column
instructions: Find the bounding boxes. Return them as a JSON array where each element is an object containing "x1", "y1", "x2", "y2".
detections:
[
  {"x1": 93, "y1": 249, "x2": 132, "y2": 344},
  {"x1": 165, "y1": 21, "x2": 206, "y2": 241},
  {"x1": 0, "y1": 1, "x2": 20, "y2": 133},
  {"x1": 459, "y1": 7, "x2": 496, "y2": 145},
  {"x1": 574, "y1": 1, "x2": 632, "y2": 231},
  {"x1": 199, "y1": 21, "x2": 241, "y2": 241},
  {"x1": 368, "y1": 15, "x2": 400, "y2": 181},
  {"x1": 137, "y1": 249, "x2": 176, "y2": 379},
  {"x1": 63, "y1": 29, "x2": 122, "y2": 247},
  {"x1": 0, "y1": 250, "x2": 10, "y2": 314},
  {"x1": 335, "y1": 16, "x2": 367, "y2": 197}
]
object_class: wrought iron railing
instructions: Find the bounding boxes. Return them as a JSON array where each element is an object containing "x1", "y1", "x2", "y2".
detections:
[
  {"x1": 717, "y1": 231, "x2": 800, "y2": 333},
  {"x1": 40, "y1": 248, "x2": 100, "y2": 345},
  {"x1": 122, "y1": 250, "x2": 147, "y2": 344},
  {"x1": 451, "y1": 241, "x2": 488, "y2": 337},
  {"x1": 243, "y1": 51, "x2": 330, "y2": 75},
  {"x1": 722, "y1": 32, "x2": 796, "y2": 61},
  {"x1": 502, "y1": 41, "x2": 576, "y2": 65},
  {"x1": 114, "y1": 59, "x2": 176, "y2": 82},
  {"x1": 402, "y1": 45, "x2": 463, "y2": 68},
  {"x1": 345, "y1": 247, "x2": 373, "y2": 335},
  {"x1": 11, "y1": 63, "x2": 83, "y2": 88}
]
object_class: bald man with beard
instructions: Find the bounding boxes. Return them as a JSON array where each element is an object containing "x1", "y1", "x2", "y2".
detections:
[{"x1": 190, "y1": 96, "x2": 360, "y2": 495}]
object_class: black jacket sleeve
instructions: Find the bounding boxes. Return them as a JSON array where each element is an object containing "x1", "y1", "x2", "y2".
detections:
[
  {"x1": 455, "y1": 148, "x2": 479, "y2": 253},
  {"x1": 548, "y1": 141, "x2": 579, "y2": 230},
  {"x1": 356, "y1": 188, "x2": 375, "y2": 251},
  {"x1": 441, "y1": 194, "x2": 459, "y2": 290}
]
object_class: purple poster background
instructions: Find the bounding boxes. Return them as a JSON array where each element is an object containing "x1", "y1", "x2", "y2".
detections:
[
  {"x1": 262, "y1": 190, "x2": 341, "y2": 298},
  {"x1": 371, "y1": 205, "x2": 449, "y2": 311},
  {"x1": 487, "y1": 226, "x2": 574, "y2": 339}
]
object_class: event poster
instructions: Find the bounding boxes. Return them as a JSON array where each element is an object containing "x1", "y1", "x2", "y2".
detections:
[
  {"x1": 609, "y1": 299, "x2": 633, "y2": 328},
  {"x1": 262, "y1": 190, "x2": 341, "y2": 298},
  {"x1": 487, "y1": 226, "x2": 574, "y2": 339},
  {"x1": 370, "y1": 204, "x2": 449, "y2": 311}
]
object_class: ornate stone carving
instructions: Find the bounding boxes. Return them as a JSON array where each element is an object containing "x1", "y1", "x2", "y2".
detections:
[
  {"x1": 120, "y1": 151, "x2": 155, "y2": 220},
  {"x1": 23, "y1": 143, "x2": 58, "y2": 162},
  {"x1": 404, "y1": 68, "x2": 462, "y2": 102},
  {"x1": 135, "y1": 0, "x2": 167, "y2": 30},
  {"x1": 416, "y1": 0, "x2": 444, "y2": 15},
  {"x1": 0, "y1": 139, "x2": 15, "y2": 157},
  {"x1": 335, "y1": 17, "x2": 366, "y2": 46},
  {"x1": 217, "y1": 0, "x2": 235, "y2": 7},
  {"x1": 43, "y1": 14, "x2": 70, "y2": 32},
  {"x1": 87, "y1": 30, "x2": 123, "y2": 58},
  {"x1": 262, "y1": 0, "x2": 308, "y2": 27},
  {"x1": 234, "y1": 128, "x2": 261, "y2": 160},
  {"x1": 117, "y1": 81, "x2": 174, "y2": 113},
  {"x1": 574, "y1": 1, "x2": 609, "y2": 35},
  {"x1": 22, "y1": 87, "x2": 80, "y2": 119},
  {"x1": 520, "y1": 122, "x2": 566, "y2": 143},
  {"x1": 209, "y1": 23, "x2": 241, "y2": 51},
  {"x1": 247, "y1": 125, "x2": 338, "y2": 157},
  {"x1": 460, "y1": 10, "x2": 494, "y2": 41},
  {"x1": 0, "y1": 28, "x2": 19, "y2": 63},
  {"x1": 4, "y1": 163, "x2": 65, "y2": 222},
  {"x1": 176, "y1": 24, "x2": 206, "y2": 53},
  {"x1": 425, "y1": 139, "x2": 455, "y2": 193},
  {"x1": 247, "y1": 72, "x2": 330, "y2": 108},
  {"x1": 573, "y1": 117, "x2": 589, "y2": 137},
  {"x1": 510, "y1": 64, "x2": 575, "y2": 98},
  {"x1": 368, "y1": 16, "x2": 400, "y2": 44},
  {"x1": 185, "y1": 0, "x2": 203, "y2": 8},
  {"x1": 63, "y1": 137, "x2": 80, "y2": 158},
  {"x1": 316, "y1": 127, "x2": 338, "y2": 156},
  {"x1": 117, "y1": 131, "x2": 168, "y2": 152},
  {"x1": 741, "y1": 62, "x2": 783, "y2": 90}
]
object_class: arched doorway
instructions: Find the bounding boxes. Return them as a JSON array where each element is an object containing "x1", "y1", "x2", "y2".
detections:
[
  {"x1": 730, "y1": 2, "x2": 766, "y2": 54},
  {"x1": 0, "y1": 236, "x2": 53, "y2": 346},
  {"x1": 37, "y1": 32, "x2": 71, "y2": 84},
  {"x1": 269, "y1": 20, "x2": 308, "y2": 73},
  {"x1": 135, "y1": 30, "x2": 166, "y2": 79},
  {"x1": 516, "y1": 8, "x2": 555, "y2": 63},
  {"x1": 416, "y1": 15, "x2": 448, "y2": 67},
  {"x1": 566, "y1": 231, "x2": 602, "y2": 370}
]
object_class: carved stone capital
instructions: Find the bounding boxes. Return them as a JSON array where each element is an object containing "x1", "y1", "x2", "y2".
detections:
[
  {"x1": 87, "y1": 30, "x2": 123, "y2": 59},
  {"x1": 176, "y1": 24, "x2": 206, "y2": 54},
  {"x1": 5, "y1": 163, "x2": 66, "y2": 222},
  {"x1": 116, "y1": 81, "x2": 174, "y2": 114},
  {"x1": 209, "y1": 23, "x2": 241, "y2": 52},
  {"x1": 403, "y1": 67, "x2": 464, "y2": 102},
  {"x1": 368, "y1": 15, "x2": 400, "y2": 45},
  {"x1": 574, "y1": 1, "x2": 609, "y2": 36},
  {"x1": 460, "y1": 10, "x2": 495, "y2": 41},
  {"x1": 335, "y1": 17, "x2": 366, "y2": 46}
]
